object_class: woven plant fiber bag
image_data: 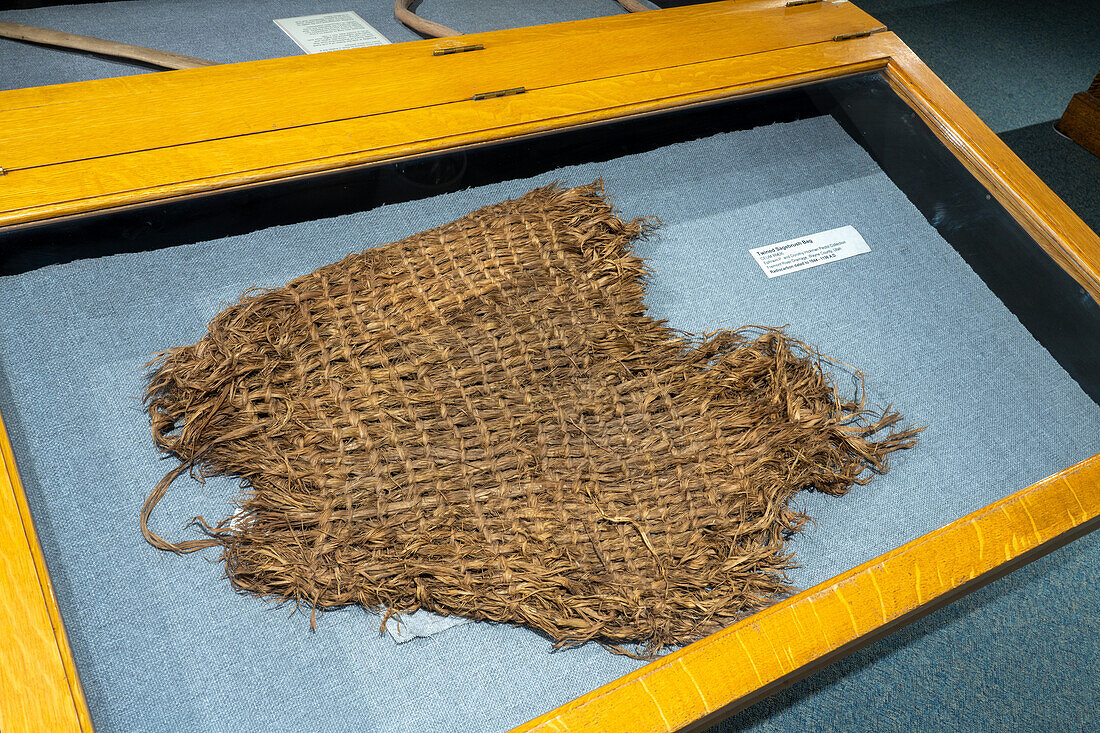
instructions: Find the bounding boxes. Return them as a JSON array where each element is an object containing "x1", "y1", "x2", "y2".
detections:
[{"x1": 141, "y1": 181, "x2": 918, "y2": 653}]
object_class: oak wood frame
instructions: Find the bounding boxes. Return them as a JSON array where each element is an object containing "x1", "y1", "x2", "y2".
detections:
[
  {"x1": 1056, "y1": 71, "x2": 1100, "y2": 159},
  {"x1": 1, "y1": 3, "x2": 1097, "y2": 732}
]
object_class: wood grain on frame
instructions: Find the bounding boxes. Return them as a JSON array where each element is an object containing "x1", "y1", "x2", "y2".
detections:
[
  {"x1": 0, "y1": 0, "x2": 879, "y2": 169},
  {"x1": 0, "y1": 38, "x2": 891, "y2": 227},
  {"x1": 0, "y1": 0, "x2": 881, "y2": 226},
  {"x1": 0, "y1": 412, "x2": 93, "y2": 732},
  {"x1": 879, "y1": 36, "x2": 1100, "y2": 303}
]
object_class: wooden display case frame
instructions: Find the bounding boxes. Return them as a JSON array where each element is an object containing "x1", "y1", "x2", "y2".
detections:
[{"x1": 1, "y1": 2, "x2": 1097, "y2": 731}]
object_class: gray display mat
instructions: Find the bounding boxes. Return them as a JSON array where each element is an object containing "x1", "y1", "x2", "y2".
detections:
[
  {"x1": 0, "y1": 0, "x2": 657, "y2": 91},
  {"x1": 0, "y1": 115, "x2": 1096, "y2": 732}
]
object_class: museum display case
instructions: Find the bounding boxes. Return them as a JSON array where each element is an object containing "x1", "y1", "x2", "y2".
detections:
[{"x1": 1, "y1": 2, "x2": 1097, "y2": 731}]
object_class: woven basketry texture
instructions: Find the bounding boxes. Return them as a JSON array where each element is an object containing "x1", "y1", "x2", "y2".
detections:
[{"x1": 141, "y1": 182, "x2": 918, "y2": 653}]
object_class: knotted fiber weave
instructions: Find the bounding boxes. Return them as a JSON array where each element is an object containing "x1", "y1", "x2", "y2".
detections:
[{"x1": 141, "y1": 182, "x2": 918, "y2": 653}]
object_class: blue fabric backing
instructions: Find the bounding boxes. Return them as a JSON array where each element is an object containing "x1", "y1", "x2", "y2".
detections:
[{"x1": 0, "y1": 115, "x2": 1096, "y2": 732}]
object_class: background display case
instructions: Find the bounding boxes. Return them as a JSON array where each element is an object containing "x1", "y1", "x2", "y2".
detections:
[{"x1": 1, "y1": 2, "x2": 1097, "y2": 732}]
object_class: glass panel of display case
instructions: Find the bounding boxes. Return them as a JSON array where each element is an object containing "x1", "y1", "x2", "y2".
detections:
[{"x1": 0, "y1": 71, "x2": 1097, "y2": 732}]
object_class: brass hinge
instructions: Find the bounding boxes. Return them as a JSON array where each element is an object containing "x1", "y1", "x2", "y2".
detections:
[
  {"x1": 472, "y1": 87, "x2": 526, "y2": 101},
  {"x1": 785, "y1": 0, "x2": 822, "y2": 7},
  {"x1": 833, "y1": 26, "x2": 886, "y2": 41},
  {"x1": 433, "y1": 43, "x2": 485, "y2": 56}
]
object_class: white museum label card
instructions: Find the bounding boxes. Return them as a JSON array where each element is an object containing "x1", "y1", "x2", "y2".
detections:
[
  {"x1": 750, "y1": 225, "x2": 870, "y2": 278},
  {"x1": 274, "y1": 12, "x2": 390, "y2": 54}
]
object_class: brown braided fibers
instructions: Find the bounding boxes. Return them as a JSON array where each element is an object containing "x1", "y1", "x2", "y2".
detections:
[{"x1": 141, "y1": 181, "x2": 919, "y2": 654}]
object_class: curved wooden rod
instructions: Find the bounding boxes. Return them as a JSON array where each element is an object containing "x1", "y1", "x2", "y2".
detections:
[
  {"x1": 394, "y1": 0, "x2": 650, "y2": 39},
  {"x1": 0, "y1": 21, "x2": 217, "y2": 70},
  {"x1": 394, "y1": 0, "x2": 461, "y2": 38}
]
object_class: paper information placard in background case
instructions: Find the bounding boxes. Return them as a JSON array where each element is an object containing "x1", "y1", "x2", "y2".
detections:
[{"x1": 275, "y1": 12, "x2": 390, "y2": 54}]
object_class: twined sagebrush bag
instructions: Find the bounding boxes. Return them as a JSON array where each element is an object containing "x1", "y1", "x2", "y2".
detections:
[{"x1": 142, "y1": 182, "x2": 918, "y2": 654}]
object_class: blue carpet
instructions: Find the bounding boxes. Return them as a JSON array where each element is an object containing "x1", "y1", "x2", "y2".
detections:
[{"x1": 861, "y1": 0, "x2": 1100, "y2": 132}]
